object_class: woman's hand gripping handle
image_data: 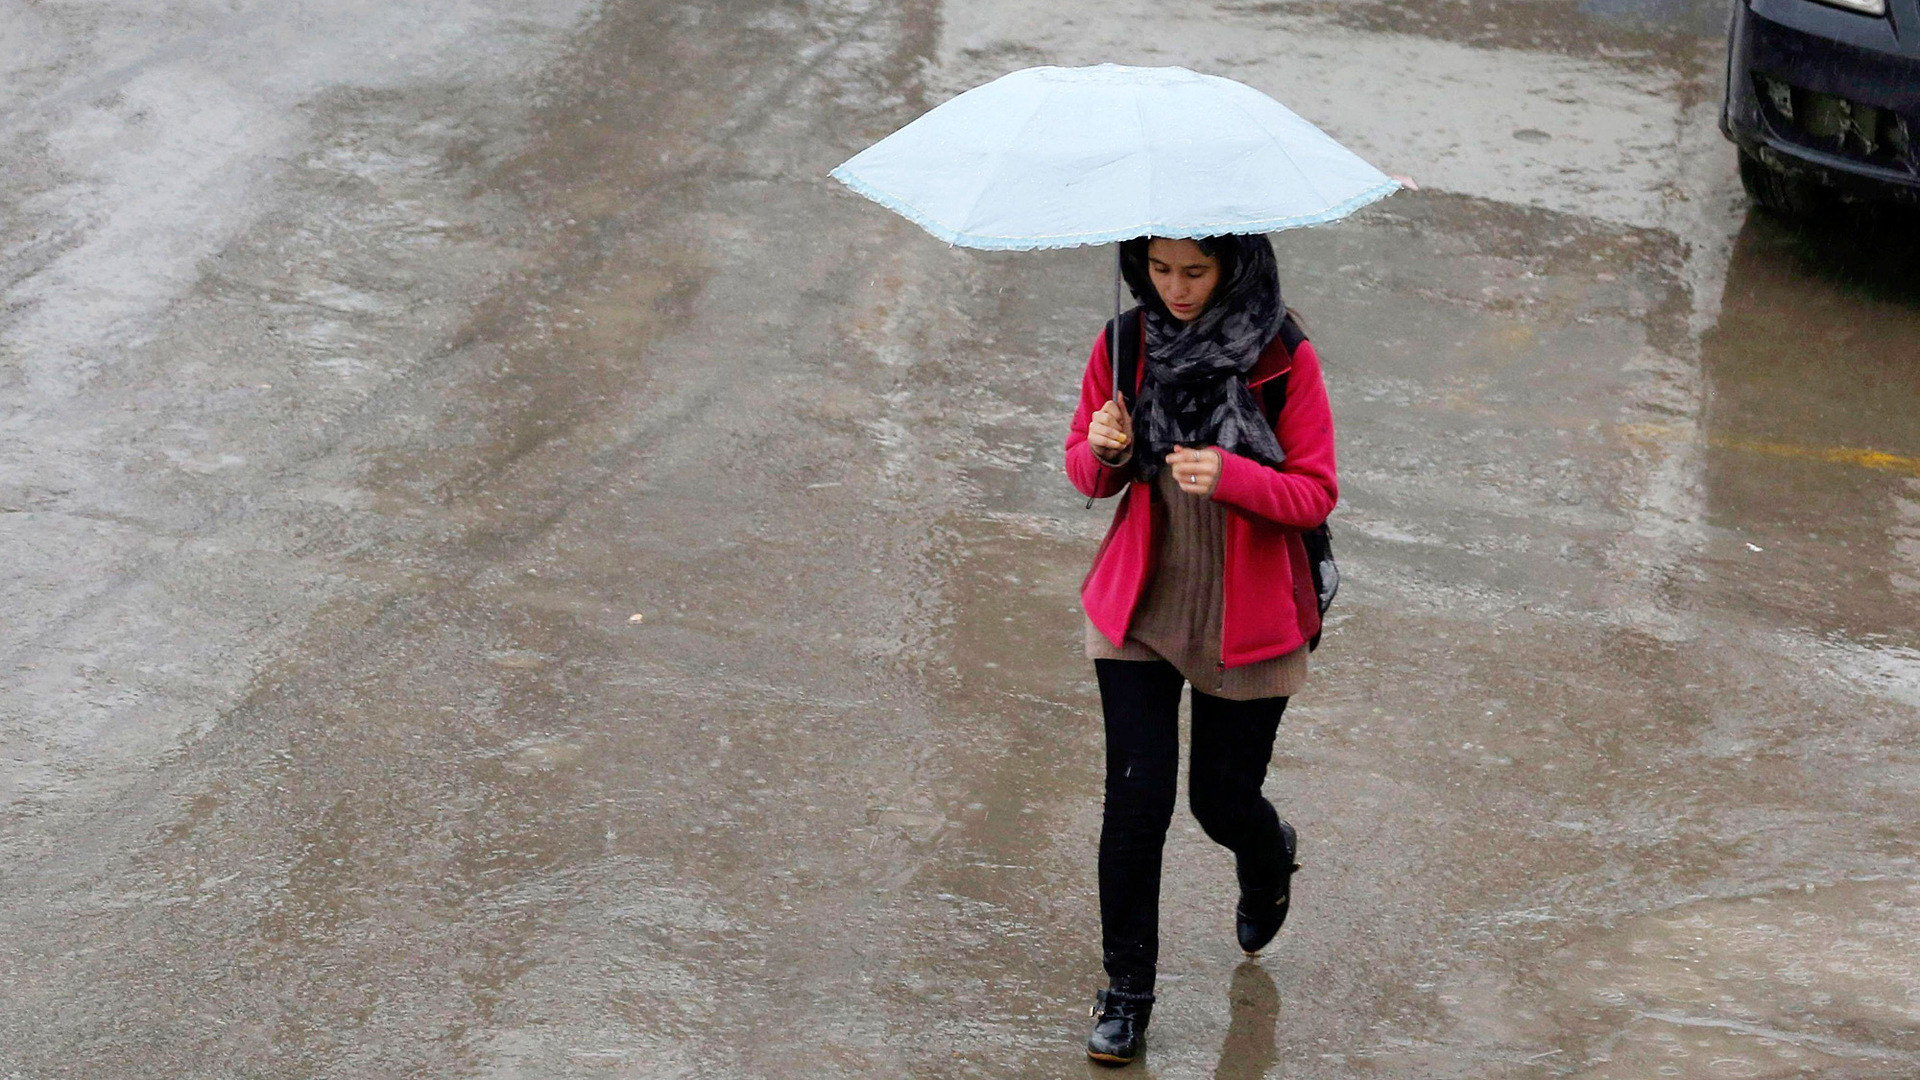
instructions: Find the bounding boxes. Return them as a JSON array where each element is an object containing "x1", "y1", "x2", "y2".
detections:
[{"x1": 1088, "y1": 392, "x2": 1133, "y2": 465}]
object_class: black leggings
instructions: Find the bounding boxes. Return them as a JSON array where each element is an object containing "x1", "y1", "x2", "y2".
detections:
[{"x1": 1094, "y1": 657, "x2": 1289, "y2": 994}]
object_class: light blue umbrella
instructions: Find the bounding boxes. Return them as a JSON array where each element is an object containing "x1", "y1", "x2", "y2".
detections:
[{"x1": 830, "y1": 63, "x2": 1400, "y2": 252}]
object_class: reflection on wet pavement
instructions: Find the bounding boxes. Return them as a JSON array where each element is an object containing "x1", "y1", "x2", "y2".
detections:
[
  {"x1": 1702, "y1": 214, "x2": 1920, "y2": 641},
  {"x1": 1215, "y1": 962, "x2": 1282, "y2": 1080},
  {"x1": 2, "y1": 0, "x2": 1918, "y2": 1077}
]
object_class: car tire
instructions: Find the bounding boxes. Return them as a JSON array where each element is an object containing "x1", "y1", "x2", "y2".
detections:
[{"x1": 1738, "y1": 150, "x2": 1834, "y2": 220}]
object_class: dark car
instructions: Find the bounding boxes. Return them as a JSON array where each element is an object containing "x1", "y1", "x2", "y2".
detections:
[{"x1": 1722, "y1": 0, "x2": 1920, "y2": 215}]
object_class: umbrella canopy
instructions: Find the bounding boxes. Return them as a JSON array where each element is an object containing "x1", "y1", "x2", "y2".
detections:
[{"x1": 830, "y1": 64, "x2": 1399, "y2": 251}]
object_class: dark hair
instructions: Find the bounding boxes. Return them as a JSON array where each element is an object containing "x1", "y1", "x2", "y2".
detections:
[{"x1": 1118, "y1": 235, "x2": 1240, "y2": 321}]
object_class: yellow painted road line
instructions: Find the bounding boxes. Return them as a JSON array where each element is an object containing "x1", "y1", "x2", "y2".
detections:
[{"x1": 1711, "y1": 435, "x2": 1920, "y2": 479}]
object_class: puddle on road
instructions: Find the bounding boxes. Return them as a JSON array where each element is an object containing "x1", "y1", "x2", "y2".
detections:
[
  {"x1": 1287, "y1": 0, "x2": 1727, "y2": 59},
  {"x1": 939, "y1": 0, "x2": 1723, "y2": 236},
  {"x1": 1531, "y1": 878, "x2": 1920, "y2": 1078}
]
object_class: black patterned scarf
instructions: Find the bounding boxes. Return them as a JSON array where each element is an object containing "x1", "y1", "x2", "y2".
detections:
[{"x1": 1122, "y1": 234, "x2": 1287, "y2": 483}]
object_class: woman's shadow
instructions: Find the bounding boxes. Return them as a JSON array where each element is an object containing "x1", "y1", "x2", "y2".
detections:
[{"x1": 1212, "y1": 961, "x2": 1281, "y2": 1080}]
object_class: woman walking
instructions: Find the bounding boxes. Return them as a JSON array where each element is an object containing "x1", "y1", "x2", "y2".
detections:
[{"x1": 1064, "y1": 233, "x2": 1338, "y2": 1066}]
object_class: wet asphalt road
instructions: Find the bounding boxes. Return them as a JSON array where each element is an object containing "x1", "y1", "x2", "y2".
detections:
[{"x1": 4, "y1": 1, "x2": 1920, "y2": 1077}]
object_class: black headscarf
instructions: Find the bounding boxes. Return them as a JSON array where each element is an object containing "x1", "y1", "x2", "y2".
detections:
[{"x1": 1118, "y1": 234, "x2": 1287, "y2": 482}]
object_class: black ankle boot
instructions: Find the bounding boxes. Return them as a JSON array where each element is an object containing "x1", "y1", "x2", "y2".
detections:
[
  {"x1": 1237, "y1": 819, "x2": 1299, "y2": 956},
  {"x1": 1086, "y1": 987, "x2": 1153, "y2": 1066}
]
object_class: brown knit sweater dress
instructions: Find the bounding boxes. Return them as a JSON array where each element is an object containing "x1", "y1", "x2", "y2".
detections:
[{"x1": 1084, "y1": 465, "x2": 1308, "y2": 701}]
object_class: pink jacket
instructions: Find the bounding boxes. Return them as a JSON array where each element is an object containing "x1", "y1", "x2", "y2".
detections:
[{"x1": 1065, "y1": 326, "x2": 1339, "y2": 668}]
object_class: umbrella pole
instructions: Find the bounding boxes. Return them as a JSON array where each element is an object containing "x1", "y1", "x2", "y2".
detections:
[
  {"x1": 1087, "y1": 244, "x2": 1128, "y2": 512},
  {"x1": 1112, "y1": 244, "x2": 1124, "y2": 408}
]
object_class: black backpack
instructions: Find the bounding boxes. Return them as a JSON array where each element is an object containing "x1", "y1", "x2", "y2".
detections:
[{"x1": 1104, "y1": 306, "x2": 1339, "y2": 650}]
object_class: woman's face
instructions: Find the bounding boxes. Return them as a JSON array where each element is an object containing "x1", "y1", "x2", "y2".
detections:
[{"x1": 1146, "y1": 238, "x2": 1222, "y2": 323}]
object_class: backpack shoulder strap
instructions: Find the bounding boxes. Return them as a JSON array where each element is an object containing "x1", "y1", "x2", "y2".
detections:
[
  {"x1": 1259, "y1": 313, "x2": 1307, "y2": 427},
  {"x1": 1278, "y1": 312, "x2": 1307, "y2": 355}
]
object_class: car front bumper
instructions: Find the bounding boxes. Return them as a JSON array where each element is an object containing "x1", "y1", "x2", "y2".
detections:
[{"x1": 1723, "y1": 0, "x2": 1920, "y2": 200}]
